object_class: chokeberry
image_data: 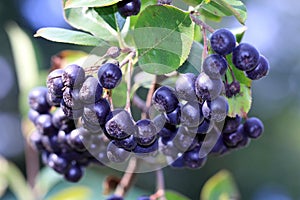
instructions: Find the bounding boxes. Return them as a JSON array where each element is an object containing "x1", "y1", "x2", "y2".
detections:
[
  {"x1": 107, "y1": 141, "x2": 130, "y2": 163},
  {"x1": 243, "y1": 117, "x2": 264, "y2": 138},
  {"x1": 210, "y1": 28, "x2": 236, "y2": 55},
  {"x1": 48, "y1": 153, "x2": 69, "y2": 174},
  {"x1": 35, "y1": 114, "x2": 57, "y2": 136},
  {"x1": 152, "y1": 86, "x2": 179, "y2": 113},
  {"x1": 175, "y1": 73, "x2": 197, "y2": 101},
  {"x1": 47, "y1": 69, "x2": 64, "y2": 97},
  {"x1": 62, "y1": 64, "x2": 85, "y2": 88},
  {"x1": 202, "y1": 96, "x2": 228, "y2": 122},
  {"x1": 222, "y1": 115, "x2": 242, "y2": 134},
  {"x1": 117, "y1": 0, "x2": 141, "y2": 17},
  {"x1": 164, "y1": 104, "x2": 181, "y2": 125},
  {"x1": 97, "y1": 63, "x2": 122, "y2": 89},
  {"x1": 203, "y1": 54, "x2": 228, "y2": 79},
  {"x1": 195, "y1": 72, "x2": 223, "y2": 101},
  {"x1": 28, "y1": 87, "x2": 51, "y2": 113},
  {"x1": 135, "y1": 119, "x2": 157, "y2": 147},
  {"x1": 64, "y1": 163, "x2": 84, "y2": 182},
  {"x1": 83, "y1": 98, "x2": 111, "y2": 126},
  {"x1": 79, "y1": 76, "x2": 103, "y2": 104},
  {"x1": 246, "y1": 55, "x2": 270, "y2": 80},
  {"x1": 232, "y1": 43, "x2": 260, "y2": 71},
  {"x1": 180, "y1": 101, "x2": 204, "y2": 128}
]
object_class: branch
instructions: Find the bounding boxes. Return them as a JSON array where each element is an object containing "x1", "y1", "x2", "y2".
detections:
[
  {"x1": 150, "y1": 169, "x2": 166, "y2": 200},
  {"x1": 190, "y1": 13, "x2": 215, "y2": 33},
  {"x1": 114, "y1": 158, "x2": 138, "y2": 197},
  {"x1": 142, "y1": 76, "x2": 157, "y2": 119},
  {"x1": 125, "y1": 58, "x2": 133, "y2": 114}
]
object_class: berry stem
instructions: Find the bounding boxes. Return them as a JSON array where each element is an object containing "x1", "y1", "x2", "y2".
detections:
[
  {"x1": 190, "y1": 12, "x2": 215, "y2": 33},
  {"x1": 227, "y1": 63, "x2": 236, "y2": 81},
  {"x1": 120, "y1": 50, "x2": 136, "y2": 68},
  {"x1": 201, "y1": 27, "x2": 208, "y2": 63},
  {"x1": 125, "y1": 58, "x2": 133, "y2": 114},
  {"x1": 143, "y1": 76, "x2": 157, "y2": 119},
  {"x1": 114, "y1": 157, "x2": 138, "y2": 197},
  {"x1": 150, "y1": 169, "x2": 166, "y2": 200}
]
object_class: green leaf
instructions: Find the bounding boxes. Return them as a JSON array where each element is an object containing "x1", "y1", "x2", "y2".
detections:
[
  {"x1": 225, "y1": 54, "x2": 252, "y2": 117},
  {"x1": 181, "y1": 0, "x2": 203, "y2": 7},
  {"x1": 177, "y1": 41, "x2": 203, "y2": 75},
  {"x1": 112, "y1": 81, "x2": 127, "y2": 107},
  {"x1": 230, "y1": 26, "x2": 247, "y2": 43},
  {"x1": 94, "y1": 5, "x2": 126, "y2": 32},
  {"x1": 198, "y1": 8, "x2": 222, "y2": 22},
  {"x1": 47, "y1": 186, "x2": 91, "y2": 200},
  {"x1": 200, "y1": 170, "x2": 240, "y2": 200},
  {"x1": 165, "y1": 190, "x2": 191, "y2": 200},
  {"x1": 0, "y1": 156, "x2": 35, "y2": 200},
  {"x1": 34, "y1": 28, "x2": 106, "y2": 46},
  {"x1": 133, "y1": 71, "x2": 156, "y2": 89},
  {"x1": 63, "y1": 4, "x2": 118, "y2": 41},
  {"x1": 5, "y1": 22, "x2": 39, "y2": 117},
  {"x1": 134, "y1": 5, "x2": 194, "y2": 75},
  {"x1": 64, "y1": 0, "x2": 121, "y2": 8}
]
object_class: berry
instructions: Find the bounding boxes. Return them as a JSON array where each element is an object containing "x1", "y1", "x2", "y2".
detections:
[
  {"x1": 83, "y1": 98, "x2": 111, "y2": 126},
  {"x1": 62, "y1": 64, "x2": 85, "y2": 88},
  {"x1": 117, "y1": 0, "x2": 141, "y2": 17},
  {"x1": 175, "y1": 73, "x2": 197, "y2": 101},
  {"x1": 164, "y1": 105, "x2": 181, "y2": 125},
  {"x1": 137, "y1": 196, "x2": 150, "y2": 200},
  {"x1": 202, "y1": 96, "x2": 228, "y2": 122},
  {"x1": 133, "y1": 139, "x2": 158, "y2": 155},
  {"x1": 79, "y1": 76, "x2": 103, "y2": 104},
  {"x1": 203, "y1": 54, "x2": 228, "y2": 79},
  {"x1": 60, "y1": 99, "x2": 83, "y2": 119},
  {"x1": 232, "y1": 43, "x2": 260, "y2": 71},
  {"x1": 180, "y1": 101, "x2": 204, "y2": 128},
  {"x1": 195, "y1": 72, "x2": 223, "y2": 101},
  {"x1": 48, "y1": 153, "x2": 69, "y2": 174},
  {"x1": 183, "y1": 148, "x2": 207, "y2": 169},
  {"x1": 105, "y1": 110, "x2": 136, "y2": 139},
  {"x1": 159, "y1": 139, "x2": 180, "y2": 157},
  {"x1": 210, "y1": 28, "x2": 236, "y2": 55},
  {"x1": 135, "y1": 119, "x2": 157, "y2": 147},
  {"x1": 67, "y1": 128, "x2": 91, "y2": 152},
  {"x1": 47, "y1": 91, "x2": 62, "y2": 107},
  {"x1": 222, "y1": 115, "x2": 242, "y2": 134},
  {"x1": 107, "y1": 141, "x2": 130, "y2": 163},
  {"x1": 28, "y1": 109, "x2": 41, "y2": 123},
  {"x1": 47, "y1": 69, "x2": 64, "y2": 97},
  {"x1": 30, "y1": 131, "x2": 45, "y2": 151},
  {"x1": 223, "y1": 129, "x2": 244, "y2": 147},
  {"x1": 225, "y1": 81, "x2": 241, "y2": 98},
  {"x1": 114, "y1": 135, "x2": 137, "y2": 151},
  {"x1": 152, "y1": 86, "x2": 179, "y2": 113},
  {"x1": 246, "y1": 55, "x2": 270, "y2": 80},
  {"x1": 64, "y1": 163, "x2": 83, "y2": 182},
  {"x1": 63, "y1": 87, "x2": 83, "y2": 110},
  {"x1": 196, "y1": 119, "x2": 212, "y2": 134},
  {"x1": 243, "y1": 117, "x2": 264, "y2": 138},
  {"x1": 97, "y1": 63, "x2": 122, "y2": 89},
  {"x1": 173, "y1": 126, "x2": 198, "y2": 152},
  {"x1": 35, "y1": 114, "x2": 57, "y2": 135},
  {"x1": 28, "y1": 87, "x2": 51, "y2": 113},
  {"x1": 106, "y1": 195, "x2": 124, "y2": 200}
]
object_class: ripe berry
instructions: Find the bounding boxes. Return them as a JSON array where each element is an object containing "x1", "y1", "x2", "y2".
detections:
[
  {"x1": 47, "y1": 91, "x2": 62, "y2": 107},
  {"x1": 195, "y1": 72, "x2": 223, "y2": 101},
  {"x1": 132, "y1": 139, "x2": 158, "y2": 155},
  {"x1": 232, "y1": 43, "x2": 260, "y2": 71},
  {"x1": 117, "y1": 0, "x2": 141, "y2": 17},
  {"x1": 164, "y1": 105, "x2": 181, "y2": 125},
  {"x1": 28, "y1": 87, "x2": 51, "y2": 113},
  {"x1": 107, "y1": 141, "x2": 130, "y2": 163},
  {"x1": 159, "y1": 139, "x2": 180, "y2": 157},
  {"x1": 225, "y1": 81, "x2": 241, "y2": 98},
  {"x1": 202, "y1": 96, "x2": 228, "y2": 122},
  {"x1": 60, "y1": 100, "x2": 83, "y2": 119},
  {"x1": 196, "y1": 119, "x2": 212, "y2": 134},
  {"x1": 243, "y1": 117, "x2": 264, "y2": 138},
  {"x1": 174, "y1": 126, "x2": 198, "y2": 152},
  {"x1": 79, "y1": 76, "x2": 103, "y2": 104},
  {"x1": 106, "y1": 195, "x2": 124, "y2": 200},
  {"x1": 246, "y1": 55, "x2": 270, "y2": 80},
  {"x1": 105, "y1": 110, "x2": 136, "y2": 139},
  {"x1": 35, "y1": 114, "x2": 57, "y2": 135},
  {"x1": 47, "y1": 69, "x2": 64, "y2": 97},
  {"x1": 203, "y1": 54, "x2": 228, "y2": 79},
  {"x1": 62, "y1": 64, "x2": 85, "y2": 88},
  {"x1": 175, "y1": 73, "x2": 197, "y2": 101},
  {"x1": 183, "y1": 148, "x2": 207, "y2": 169},
  {"x1": 67, "y1": 128, "x2": 91, "y2": 152},
  {"x1": 64, "y1": 163, "x2": 83, "y2": 182},
  {"x1": 83, "y1": 98, "x2": 111, "y2": 126},
  {"x1": 180, "y1": 102, "x2": 204, "y2": 128},
  {"x1": 97, "y1": 63, "x2": 122, "y2": 89},
  {"x1": 28, "y1": 109, "x2": 41, "y2": 124},
  {"x1": 135, "y1": 119, "x2": 157, "y2": 147},
  {"x1": 63, "y1": 87, "x2": 83, "y2": 110},
  {"x1": 152, "y1": 86, "x2": 179, "y2": 113},
  {"x1": 114, "y1": 135, "x2": 137, "y2": 151},
  {"x1": 210, "y1": 28, "x2": 236, "y2": 55},
  {"x1": 222, "y1": 115, "x2": 242, "y2": 134},
  {"x1": 223, "y1": 124, "x2": 246, "y2": 147},
  {"x1": 48, "y1": 153, "x2": 69, "y2": 174}
]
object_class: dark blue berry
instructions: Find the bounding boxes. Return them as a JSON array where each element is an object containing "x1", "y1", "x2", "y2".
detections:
[
  {"x1": 64, "y1": 163, "x2": 83, "y2": 183},
  {"x1": 196, "y1": 119, "x2": 212, "y2": 134},
  {"x1": 117, "y1": 0, "x2": 141, "y2": 17},
  {"x1": 164, "y1": 105, "x2": 181, "y2": 125},
  {"x1": 243, "y1": 117, "x2": 264, "y2": 138},
  {"x1": 47, "y1": 91, "x2": 62, "y2": 107},
  {"x1": 28, "y1": 87, "x2": 51, "y2": 113},
  {"x1": 48, "y1": 153, "x2": 69, "y2": 174},
  {"x1": 183, "y1": 148, "x2": 207, "y2": 169},
  {"x1": 232, "y1": 43, "x2": 260, "y2": 71},
  {"x1": 62, "y1": 64, "x2": 85, "y2": 88},
  {"x1": 47, "y1": 69, "x2": 64, "y2": 97},
  {"x1": 97, "y1": 63, "x2": 122, "y2": 89},
  {"x1": 135, "y1": 119, "x2": 157, "y2": 147},
  {"x1": 202, "y1": 96, "x2": 228, "y2": 122},
  {"x1": 152, "y1": 86, "x2": 179, "y2": 113},
  {"x1": 35, "y1": 114, "x2": 57, "y2": 135},
  {"x1": 203, "y1": 54, "x2": 228, "y2": 79},
  {"x1": 175, "y1": 73, "x2": 197, "y2": 101},
  {"x1": 223, "y1": 124, "x2": 244, "y2": 147},
  {"x1": 63, "y1": 87, "x2": 83, "y2": 110},
  {"x1": 83, "y1": 98, "x2": 111, "y2": 126},
  {"x1": 107, "y1": 141, "x2": 130, "y2": 163},
  {"x1": 195, "y1": 72, "x2": 222, "y2": 101},
  {"x1": 180, "y1": 101, "x2": 204, "y2": 128},
  {"x1": 222, "y1": 115, "x2": 242, "y2": 134},
  {"x1": 246, "y1": 55, "x2": 270, "y2": 80},
  {"x1": 60, "y1": 99, "x2": 83, "y2": 119},
  {"x1": 106, "y1": 195, "x2": 124, "y2": 200},
  {"x1": 114, "y1": 135, "x2": 137, "y2": 151},
  {"x1": 79, "y1": 76, "x2": 103, "y2": 104},
  {"x1": 28, "y1": 109, "x2": 41, "y2": 124},
  {"x1": 210, "y1": 28, "x2": 236, "y2": 55},
  {"x1": 133, "y1": 139, "x2": 158, "y2": 155}
]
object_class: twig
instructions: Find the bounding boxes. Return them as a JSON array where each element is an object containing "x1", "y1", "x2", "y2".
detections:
[
  {"x1": 133, "y1": 94, "x2": 147, "y2": 113},
  {"x1": 125, "y1": 58, "x2": 133, "y2": 114},
  {"x1": 190, "y1": 13, "x2": 215, "y2": 33},
  {"x1": 142, "y1": 76, "x2": 157, "y2": 119},
  {"x1": 202, "y1": 27, "x2": 208, "y2": 62},
  {"x1": 150, "y1": 169, "x2": 166, "y2": 200},
  {"x1": 120, "y1": 51, "x2": 136, "y2": 68},
  {"x1": 114, "y1": 157, "x2": 138, "y2": 197}
]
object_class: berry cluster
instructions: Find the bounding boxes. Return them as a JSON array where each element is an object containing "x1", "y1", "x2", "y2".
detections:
[{"x1": 28, "y1": 28, "x2": 269, "y2": 185}]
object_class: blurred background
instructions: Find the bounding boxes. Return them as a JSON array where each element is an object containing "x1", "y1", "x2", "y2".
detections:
[{"x1": 0, "y1": 0, "x2": 299, "y2": 199}]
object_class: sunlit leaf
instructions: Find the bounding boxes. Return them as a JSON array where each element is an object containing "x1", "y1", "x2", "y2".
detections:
[
  {"x1": 112, "y1": 81, "x2": 127, "y2": 108},
  {"x1": 200, "y1": 170, "x2": 240, "y2": 200},
  {"x1": 64, "y1": 0, "x2": 121, "y2": 9},
  {"x1": 181, "y1": 0, "x2": 203, "y2": 7},
  {"x1": 46, "y1": 186, "x2": 91, "y2": 200},
  {"x1": 34, "y1": 28, "x2": 106, "y2": 46},
  {"x1": 134, "y1": 5, "x2": 194, "y2": 75},
  {"x1": 165, "y1": 190, "x2": 191, "y2": 200}
]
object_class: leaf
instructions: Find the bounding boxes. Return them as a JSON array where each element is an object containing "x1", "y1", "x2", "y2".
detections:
[
  {"x1": 198, "y1": 8, "x2": 222, "y2": 22},
  {"x1": 47, "y1": 186, "x2": 91, "y2": 200},
  {"x1": 133, "y1": 71, "x2": 156, "y2": 89},
  {"x1": 225, "y1": 54, "x2": 252, "y2": 117},
  {"x1": 34, "y1": 27, "x2": 106, "y2": 46},
  {"x1": 0, "y1": 156, "x2": 35, "y2": 200},
  {"x1": 5, "y1": 22, "x2": 39, "y2": 117},
  {"x1": 200, "y1": 170, "x2": 240, "y2": 200},
  {"x1": 177, "y1": 41, "x2": 203, "y2": 75},
  {"x1": 63, "y1": 5, "x2": 118, "y2": 41},
  {"x1": 181, "y1": 0, "x2": 203, "y2": 7},
  {"x1": 134, "y1": 5, "x2": 194, "y2": 75},
  {"x1": 64, "y1": 0, "x2": 121, "y2": 8},
  {"x1": 112, "y1": 81, "x2": 127, "y2": 108},
  {"x1": 94, "y1": 5, "x2": 126, "y2": 32},
  {"x1": 165, "y1": 190, "x2": 191, "y2": 200},
  {"x1": 230, "y1": 26, "x2": 247, "y2": 43}
]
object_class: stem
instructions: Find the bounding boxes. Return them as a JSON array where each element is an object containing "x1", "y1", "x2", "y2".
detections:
[
  {"x1": 24, "y1": 143, "x2": 39, "y2": 189},
  {"x1": 120, "y1": 51, "x2": 136, "y2": 68},
  {"x1": 201, "y1": 27, "x2": 208, "y2": 63},
  {"x1": 132, "y1": 94, "x2": 147, "y2": 113},
  {"x1": 227, "y1": 64, "x2": 236, "y2": 81},
  {"x1": 125, "y1": 58, "x2": 133, "y2": 114},
  {"x1": 142, "y1": 76, "x2": 157, "y2": 119},
  {"x1": 150, "y1": 169, "x2": 166, "y2": 200},
  {"x1": 190, "y1": 13, "x2": 215, "y2": 33},
  {"x1": 114, "y1": 157, "x2": 138, "y2": 197}
]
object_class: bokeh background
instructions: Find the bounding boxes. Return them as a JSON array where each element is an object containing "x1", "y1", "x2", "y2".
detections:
[{"x1": 0, "y1": 0, "x2": 299, "y2": 199}]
